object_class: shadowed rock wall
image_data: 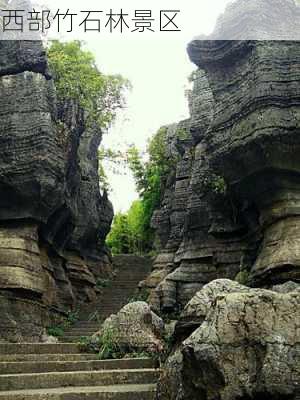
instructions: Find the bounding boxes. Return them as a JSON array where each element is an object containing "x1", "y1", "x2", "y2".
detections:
[
  {"x1": 0, "y1": 41, "x2": 113, "y2": 342},
  {"x1": 145, "y1": 39, "x2": 300, "y2": 314}
]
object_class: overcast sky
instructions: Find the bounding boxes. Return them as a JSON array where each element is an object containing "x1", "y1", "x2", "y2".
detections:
[
  {"x1": 81, "y1": 1, "x2": 232, "y2": 212},
  {"x1": 41, "y1": 0, "x2": 232, "y2": 212}
]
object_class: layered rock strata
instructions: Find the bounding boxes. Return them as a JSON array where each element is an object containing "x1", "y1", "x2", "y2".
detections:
[
  {"x1": 146, "y1": 3, "x2": 300, "y2": 314},
  {"x1": 0, "y1": 41, "x2": 113, "y2": 342}
]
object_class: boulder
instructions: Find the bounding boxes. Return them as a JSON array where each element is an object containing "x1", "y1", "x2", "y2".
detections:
[
  {"x1": 175, "y1": 279, "x2": 251, "y2": 341},
  {"x1": 94, "y1": 301, "x2": 165, "y2": 353},
  {"x1": 158, "y1": 282, "x2": 300, "y2": 400}
]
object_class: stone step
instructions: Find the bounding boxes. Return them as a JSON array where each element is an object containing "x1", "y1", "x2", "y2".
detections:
[
  {"x1": 0, "y1": 354, "x2": 98, "y2": 362},
  {"x1": 60, "y1": 336, "x2": 86, "y2": 342},
  {"x1": 63, "y1": 330, "x2": 97, "y2": 336},
  {"x1": 0, "y1": 368, "x2": 159, "y2": 391},
  {"x1": 0, "y1": 383, "x2": 156, "y2": 399},
  {"x1": 0, "y1": 358, "x2": 156, "y2": 374},
  {"x1": 0, "y1": 344, "x2": 82, "y2": 355},
  {"x1": 72, "y1": 322, "x2": 102, "y2": 326}
]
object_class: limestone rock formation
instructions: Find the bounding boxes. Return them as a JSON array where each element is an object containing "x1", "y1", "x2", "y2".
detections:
[
  {"x1": 151, "y1": 2, "x2": 300, "y2": 398},
  {"x1": 145, "y1": 1, "x2": 300, "y2": 315},
  {"x1": 94, "y1": 301, "x2": 165, "y2": 354},
  {"x1": 193, "y1": 0, "x2": 300, "y2": 41},
  {"x1": 157, "y1": 281, "x2": 300, "y2": 400},
  {"x1": 175, "y1": 279, "x2": 251, "y2": 342},
  {"x1": 0, "y1": 41, "x2": 113, "y2": 342}
]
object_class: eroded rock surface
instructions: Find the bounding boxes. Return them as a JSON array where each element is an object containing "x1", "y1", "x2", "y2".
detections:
[
  {"x1": 157, "y1": 281, "x2": 300, "y2": 400},
  {"x1": 145, "y1": 4, "x2": 300, "y2": 315},
  {"x1": 0, "y1": 41, "x2": 113, "y2": 342},
  {"x1": 94, "y1": 301, "x2": 165, "y2": 353},
  {"x1": 146, "y1": 3, "x2": 300, "y2": 395}
]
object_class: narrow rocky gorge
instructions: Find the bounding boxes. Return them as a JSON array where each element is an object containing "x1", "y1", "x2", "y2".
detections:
[{"x1": 0, "y1": 0, "x2": 299, "y2": 399}]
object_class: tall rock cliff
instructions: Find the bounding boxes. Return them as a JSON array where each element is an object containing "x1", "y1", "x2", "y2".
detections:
[
  {"x1": 144, "y1": 3, "x2": 300, "y2": 315},
  {"x1": 151, "y1": 1, "x2": 300, "y2": 398},
  {"x1": 0, "y1": 41, "x2": 113, "y2": 342}
]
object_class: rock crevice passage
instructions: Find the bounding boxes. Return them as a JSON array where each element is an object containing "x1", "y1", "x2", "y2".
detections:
[
  {"x1": 0, "y1": 255, "x2": 157, "y2": 399},
  {"x1": 61, "y1": 255, "x2": 152, "y2": 342}
]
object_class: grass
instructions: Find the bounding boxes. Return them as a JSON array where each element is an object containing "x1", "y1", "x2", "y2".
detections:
[{"x1": 46, "y1": 309, "x2": 79, "y2": 338}]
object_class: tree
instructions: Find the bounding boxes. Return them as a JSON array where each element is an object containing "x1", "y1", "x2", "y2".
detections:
[
  {"x1": 106, "y1": 213, "x2": 131, "y2": 254},
  {"x1": 47, "y1": 40, "x2": 130, "y2": 129},
  {"x1": 106, "y1": 201, "x2": 146, "y2": 255},
  {"x1": 47, "y1": 40, "x2": 130, "y2": 194},
  {"x1": 125, "y1": 126, "x2": 177, "y2": 253}
]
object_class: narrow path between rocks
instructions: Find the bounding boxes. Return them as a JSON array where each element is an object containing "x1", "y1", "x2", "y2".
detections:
[{"x1": 0, "y1": 255, "x2": 158, "y2": 400}]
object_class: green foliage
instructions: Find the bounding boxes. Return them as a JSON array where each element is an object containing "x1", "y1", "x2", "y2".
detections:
[
  {"x1": 66, "y1": 310, "x2": 79, "y2": 325},
  {"x1": 96, "y1": 278, "x2": 111, "y2": 289},
  {"x1": 201, "y1": 173, "x2": 227, "y2": 196},
  {"x1": 98, "y1": 329, "x2": 121, "y2": 359},
  {"x1": 79, "y1": 335, "x2": 101, "y2": 353},
  {"x1": 98, "y1": 147, "x2": 129, "y2": 192},
  {"x1": 107, "y1": 199, "x2": 151, "y2": 255},
  {"x1": 235, "y1": 270, "x2": 250, "y2": 286},
  {"x1": 106, "y1": 212, "x2": 131, "y2": 254},
  {"x1": 106, "y1": 126, "x2": 177, "y2": 254},
  {"x1": 128, "y1": 288, "x2": 150, "y2": 303},
  {"x1": 98, "y1": 163, "x2": 110, "y2": 193},
  {"x1": 80, "y1": 330, "x2": 161, "y2": 363},
  {"x1": 47, "y1": 40, "x2": 130, "y2": 129},
  {"x1": 82, "y1": 328, "x2": 124, "y2": 359},
  {"x1": 176, "y1": 128, "x2": 189, "y2": 140},
  {"x1": 47, "y1": 326, "x2": 65, "y2": 337},
  {"x1": 104, "y1": 126, "x2": 178, "y2": 255},
  {"x1": 47, "y1": 309, "x2": 79, "y2": 338},
  {"x1": 125, "y1": 126, "x2": 176, "y2": 253}
]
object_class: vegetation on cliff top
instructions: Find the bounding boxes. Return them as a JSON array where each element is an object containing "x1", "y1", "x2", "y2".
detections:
[
  {"x1": 47, "y1": 40, "x2": 130, "y2": 193},
  {"x1": 47, "y1": 40, "x2": 130, "y2": 129}
]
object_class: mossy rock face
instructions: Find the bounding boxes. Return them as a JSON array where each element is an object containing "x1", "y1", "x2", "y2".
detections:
[{"x1": 234, "y1": 270, "x2": 250, "y2": 286}]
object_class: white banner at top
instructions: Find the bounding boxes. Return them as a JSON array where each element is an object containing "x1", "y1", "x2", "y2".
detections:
[{"x1": 0, "y1": 0, "x2": 299, "y2": 41}]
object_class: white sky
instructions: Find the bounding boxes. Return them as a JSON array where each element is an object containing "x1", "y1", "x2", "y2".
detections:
[
  {"x1": 41, "y1": 0, "x2": 232, "y2": 212},
  {"x1": 89, "y1": 38, "x2": 195, "y2": 212},
  {"x1": 81, "y1": 1, "x2": 232, "y2": 212}
]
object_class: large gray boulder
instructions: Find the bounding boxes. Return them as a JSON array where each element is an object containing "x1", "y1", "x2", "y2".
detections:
[
  {"x1": 157, "y1": 281, "x2": 300, "y2": 400},
  {"x1": 94, "y1": 301, "x2": 165, "y2": 354}
]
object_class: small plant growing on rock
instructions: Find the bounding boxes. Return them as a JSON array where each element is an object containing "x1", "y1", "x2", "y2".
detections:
[
  {"x1": 47, "y1": 326, "x2": 65, "y2": 338},
  {"x1": 96, "y1": 278, "x2": 111, "y2": 289},
  {"x1": 201, "y1": 172, "x2": 227, "y2": 196},
  {"x1": 66, "y1": 309, "x2": 79, "y2": 325},
  {"x1": 128, "y1": 288, "x2": 150, "y2": 303},
  {"x1": 98, "y1": 328, "x2": 123, "y2": 359},
  {"x1": 47, "y1": 308, "x2": 79, "y2": 337},
  {"x1": 176, "y1": 128, "x2": 189, "y2": 141}
]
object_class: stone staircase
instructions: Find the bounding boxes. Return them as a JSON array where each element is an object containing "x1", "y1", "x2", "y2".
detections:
[
  {"x1": 61, "y1": 255, "x2": 152, "y2": 342},
  {"x1": 0, "y1": 256, "x2": 157, "y2": 399},
  {"x1": 0, "y1": 343, "x2": 158, "y2": 399}
]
